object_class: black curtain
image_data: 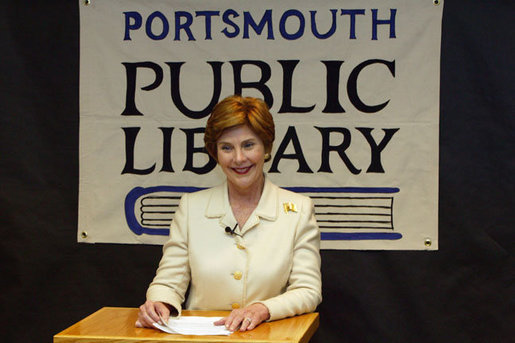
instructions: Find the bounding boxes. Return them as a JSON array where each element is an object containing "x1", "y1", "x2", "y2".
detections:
[{"x1": 0, "y1": 1, "x2": 512, "y2": 342}]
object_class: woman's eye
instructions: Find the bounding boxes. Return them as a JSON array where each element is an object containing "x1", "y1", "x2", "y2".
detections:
[
  {"x1": 220, "y1": 145, "x2": 232, "y2": 151},
  {"x1": 243, "y1": 142, "x2": 255, "y2": 149}
]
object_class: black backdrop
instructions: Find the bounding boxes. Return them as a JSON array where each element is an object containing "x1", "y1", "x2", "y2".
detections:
[{"x1": 0, "y1": 1, "x2": 513, "y2": 342}]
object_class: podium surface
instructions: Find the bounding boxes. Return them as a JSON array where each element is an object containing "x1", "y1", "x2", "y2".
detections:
[{"x1": 54, "y1": 307, "x2": 319, "y2": 343}]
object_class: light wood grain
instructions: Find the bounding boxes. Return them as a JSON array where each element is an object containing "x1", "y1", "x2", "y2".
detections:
[{"x1": 54, "y1": 307, "x2": 319, "y2": 343}]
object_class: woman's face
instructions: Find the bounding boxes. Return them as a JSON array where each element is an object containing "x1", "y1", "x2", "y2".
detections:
[{"x1": 216, "y1": 125, "x2": 265, "y2": 194}]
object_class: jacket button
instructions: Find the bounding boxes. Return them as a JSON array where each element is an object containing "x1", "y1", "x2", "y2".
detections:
[
  {"x1": 231, "y1": 303, "x2": 240, "y2": 309},
  {"x1": 233, "y1": 271, "x2": 242, "y2": 280}
]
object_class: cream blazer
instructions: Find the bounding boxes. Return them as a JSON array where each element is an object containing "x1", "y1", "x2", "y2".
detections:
[{"x1": 146, "y1": 177, "x2": 322, "y2": 321}]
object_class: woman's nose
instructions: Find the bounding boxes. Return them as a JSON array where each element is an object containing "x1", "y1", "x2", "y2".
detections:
[{"x1": 234, "y1": 147, "x2": 246, "y2": 163}]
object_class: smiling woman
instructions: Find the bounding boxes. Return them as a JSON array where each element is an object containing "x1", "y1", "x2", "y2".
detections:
[
  {"x1": 205, "y1": 96, "x2": 274, "y2": 205},
  {"x1": 216, "y1": 125, "x2": 266, "y2": 200},
  {"x1": 208, "y1": 97, "x2": 271, "y2": 235},
  {"x1": 137, "y1": 95, "x2": 322, "y2": 333}
]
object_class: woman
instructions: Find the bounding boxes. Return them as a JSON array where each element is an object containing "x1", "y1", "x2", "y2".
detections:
[{"x1": 136, "y1": 95, "x2": 321, "y2": 332}]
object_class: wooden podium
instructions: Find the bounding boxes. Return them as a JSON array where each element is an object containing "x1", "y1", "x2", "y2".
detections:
[{"x1": 54, "y1": 307, "x2": 319, "y2": 343}]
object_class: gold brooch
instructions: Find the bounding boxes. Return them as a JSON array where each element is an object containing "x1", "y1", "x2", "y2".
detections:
[{"x1": 283, "y1": 202, "x2": 297, "y2": 213}]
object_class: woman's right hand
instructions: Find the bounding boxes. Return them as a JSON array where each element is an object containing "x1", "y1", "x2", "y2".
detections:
[{"x1": 135, "y1": 300, "x2": 171, "y2": 328}]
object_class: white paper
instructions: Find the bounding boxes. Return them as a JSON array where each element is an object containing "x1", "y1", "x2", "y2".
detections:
[{"x1": 153, "y1": 316, "x2": 231, "y2": 336}]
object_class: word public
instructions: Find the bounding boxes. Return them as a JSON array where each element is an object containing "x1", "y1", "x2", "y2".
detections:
[{"x1": 121, "y1": 59, "x2": 396, "y2": 118}]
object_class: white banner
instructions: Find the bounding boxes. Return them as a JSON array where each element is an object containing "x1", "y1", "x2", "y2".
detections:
[{"x1": 79, "y1": 0, "x2": 443, "y2": 249}]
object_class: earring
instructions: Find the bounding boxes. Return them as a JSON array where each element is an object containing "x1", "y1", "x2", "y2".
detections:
[{"x1": 264, "y1": 153, "x2": 271, "y2": 161}]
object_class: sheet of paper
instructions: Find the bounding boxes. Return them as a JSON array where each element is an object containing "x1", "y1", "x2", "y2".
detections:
[{"x1": 153, "y1": 316, "x2": 232, "y2": 336}]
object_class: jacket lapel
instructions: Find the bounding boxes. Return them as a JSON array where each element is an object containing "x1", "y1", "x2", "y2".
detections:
[
  {"x1": 205, "y1": 182, "x2": 236, "y2": 230},
  {"x1": 240, "y1": 177, "x2": 278, "y2": 234}
]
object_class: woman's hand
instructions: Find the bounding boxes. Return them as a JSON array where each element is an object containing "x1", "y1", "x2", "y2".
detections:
[
  {"x1": 135, "y1": 300, "x2": 171, "y2": 328},
  {"x1": 214, "y1": 303, "x2": 270, "y2": 331}
]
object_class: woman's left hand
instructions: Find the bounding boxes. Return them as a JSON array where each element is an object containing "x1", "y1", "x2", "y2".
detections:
[{"x1": 214, "y1": 303, "x2": 270, "y2": 331}]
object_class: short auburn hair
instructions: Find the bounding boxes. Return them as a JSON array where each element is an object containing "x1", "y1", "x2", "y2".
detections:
[{"x1": 204, "y1": 95, "x2": 275, "y2": 161}]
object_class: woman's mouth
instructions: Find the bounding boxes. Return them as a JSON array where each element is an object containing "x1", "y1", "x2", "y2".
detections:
[{"x1": 232, "y1": 166, "x2": 253, "y2": 174}]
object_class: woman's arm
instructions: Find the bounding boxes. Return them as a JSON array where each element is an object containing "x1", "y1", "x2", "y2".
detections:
[{"x1": 139, "y1": 194, "x2": 191, "y2": 325}]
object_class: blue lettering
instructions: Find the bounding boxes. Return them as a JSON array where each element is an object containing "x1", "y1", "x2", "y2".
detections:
[
  {"x1": 123, "y1": 11, "x2": 142, "y2": 40},
  {"x1": 145, "y1": 11, "x2": 169, "y2": 40},
  {"x1": 371, "y1": 9, "x2": 396, "y2": 40},
  {"x1": 341, "y1": 9, "x2": 365, "y2": 39},
  {"x1": 174, "y1": 11, "x2": 195, "y2": 41},
  {"x1": 222, "y1": 9, "x2": 240, "y2": 38},
  {"x1": 310, "y1": 9, "x2": 337, "y2": 39},
  {"x1": 279, "y1": 10, "x2": 305, "y2": 40},
  {"x1": 123, "y1": 8, "x2": 398, "y2": 42},
  {"x1": 195, "y1": 11, "x2": 220, "y2": 40},
  {"x1": 243, "y1": 10, "x2": 274, "y2": 39}
]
